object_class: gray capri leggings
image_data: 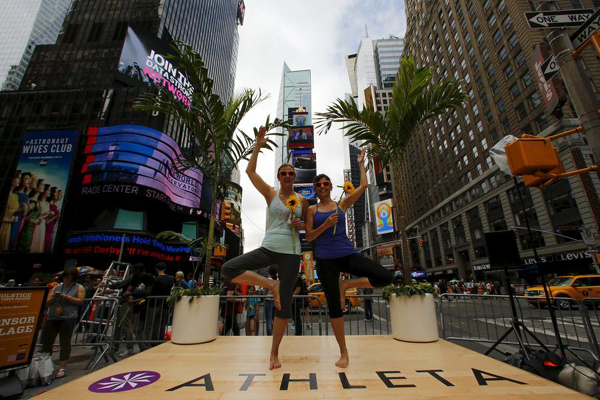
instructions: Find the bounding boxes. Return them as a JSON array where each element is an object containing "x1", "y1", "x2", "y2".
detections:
[{"x1": 222, "y1": 247, "x2": 300, "y2": 320}]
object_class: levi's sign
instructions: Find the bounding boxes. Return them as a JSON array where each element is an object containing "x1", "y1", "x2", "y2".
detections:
[
  {"x1": 525, "y1": 9, "x2": 593, "y2": 28},
  {"x1": 571, "y1": 7, "x2": 600, "y2": 49}
]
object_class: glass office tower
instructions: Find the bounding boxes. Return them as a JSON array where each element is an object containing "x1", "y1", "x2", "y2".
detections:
[{"x1": 0, "y1": 0, "x2": 72, "y2": 90}]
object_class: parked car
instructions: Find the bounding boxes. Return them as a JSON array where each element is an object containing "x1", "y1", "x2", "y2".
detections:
[
  {"x1": 307, "y1": 282, "x2": 361, "y2": 312},
  {"x1": 524, "y1": 275, "x2": 600, "y2": 309}
]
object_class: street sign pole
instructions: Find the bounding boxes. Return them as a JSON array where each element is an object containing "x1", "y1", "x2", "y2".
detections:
[{"x1": 542, "y1": 5, "x2": 600, "y2": 161}]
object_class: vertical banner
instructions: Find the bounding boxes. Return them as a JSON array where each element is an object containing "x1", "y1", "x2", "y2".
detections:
[
  {"x1": 375, "y1": 199, "x2": 394, "y2": 235},
  {"x1": 0, "y1": 288, "x2": 47, "y2": 371},
  {"x1": 1, "y1": 130, "x2": 78, "y2": 253},
  {"x1": 531, "y1": 44, "x2": 559, "y2": 113},
  {"x1": 302, "y1": 251, "x2": 315, "y2": 283}
]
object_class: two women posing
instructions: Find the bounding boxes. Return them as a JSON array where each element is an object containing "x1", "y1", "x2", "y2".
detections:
[{"x1": 223, "y1": 128, "x2": 392, "y2": 369}]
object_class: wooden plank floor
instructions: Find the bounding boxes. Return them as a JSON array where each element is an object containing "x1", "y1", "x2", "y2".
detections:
[{"x1": 38, "y1": 336, "x2": 589, "y2": 399}]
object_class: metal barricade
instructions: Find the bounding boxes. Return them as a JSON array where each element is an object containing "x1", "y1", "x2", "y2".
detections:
[
  {"x1": 333, "y1": 294, "x2": 391, "y2": 336},
  {"x1": 438, "y1": 293, "x2": 598, "y2": 364}
]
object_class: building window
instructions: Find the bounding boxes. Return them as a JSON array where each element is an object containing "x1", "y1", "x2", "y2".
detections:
[
  {"x1": 508, "y1": 183, "x2": 545, "y2": 250},
  {"x1": 482, "y1": 48, "x2": 489, "y2": 61},
  {"x1": 543, "y1": 180, "x2": 583, "y2": 243},
  {"x1": 491, "y1": 81, "x2": 500, "y2": 95},
  {"x1": 481, "y1": 137, "x2": 488, "y2": 150},
  {"x1": 502, "y1": 118, "x2": 511, "y2": 133},
  {"x1": 515, "y1": 51, "x2": 525, "y2": 67},
  {"x1": 453, "y1": 216, "x2": 467, "y2": 245},
  {"x1": 472, "y1": 146, "x2": 479, "y2": 158},
  {"x1": 502, "y1": 15, "x2": 512, "y2": 31},
  {"x1": 493, "y1": 29, "x2": 501, "y2": 44},
  {"x1": 530, "y1": 92, "x2": 542, "y2": 108},
  {"x1": 485, "y1": 196, "x2": 508, "y2": 231},
  {"x1": 510, "y1": 82, "x2": 521, "y2": 98},
  {"x1": 508, "y1": 33, "x2": 519, "y2": 48},
  {"x1": 498, "y1": 46, "x2": 508, "y2": 61},
  {"x1": 63, "y1": 24, "x2": 80, "y2": 44},
  {"x1": 537, "y1": 114, "x2": 549, "y2": 131},
  {"x1": 516, "y1": 102, "x2": 527, "y2": 119},
  {"x1": 504, "y1": 64, "x2": 515, "y2": 79},
  {"x1": 486, "y1": 64, "x2": 495, "y2": 77},
  {"x1": 522, "y1": 71, "x2": 533, "y2": 87},
  {"x1": 497, "y1": 98, "x2": 506, "y2": 113},
  {"x1": 481, "y1": 93, "x2": 489, "y2": 106}
]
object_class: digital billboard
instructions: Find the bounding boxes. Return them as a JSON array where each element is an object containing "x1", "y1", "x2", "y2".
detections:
[
  {"x1": 293, "y1": 112, "x2": 309, "y2": 127},
  {"x1": 80, "y1": 125, "x2": 204, "y2": 214},
  {"x1": 375, "y1": 199, "x2": 394, "y2": 235},
  {"x1": 291, "y1": 150, "x2": 316, "y2": 183},
  {"x1": 117, "y1": 26, "x2": 194, "y2": 108},
  {"x1": 293, "y1": 184, "x2": 316, "y2": 202},
  {"x1": 222, "y1": 181, "x2": 242, "y2": 227},
  {"x1": 1, "y1": 130, "x2": 79, "y2": 253},
  {"x1": 288, "y1": 126, "x2": 314, "y2": 149}
]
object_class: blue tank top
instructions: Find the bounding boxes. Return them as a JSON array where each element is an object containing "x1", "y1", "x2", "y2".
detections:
[{"x1": 313, "y1": 204, "x2": 357, "y2": 259}]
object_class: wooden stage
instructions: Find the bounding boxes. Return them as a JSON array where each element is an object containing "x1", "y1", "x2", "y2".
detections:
[{"x1": 38, "y1": 336, "x2": 589, "y2": 399}]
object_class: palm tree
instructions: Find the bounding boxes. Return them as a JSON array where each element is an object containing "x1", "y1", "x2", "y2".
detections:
[
  {"x1": 135, "y1": 41, "x2": 287, "y2": 289},
  {"x1": 315, "y1": 57, "x2": 466, "y2": 283}
]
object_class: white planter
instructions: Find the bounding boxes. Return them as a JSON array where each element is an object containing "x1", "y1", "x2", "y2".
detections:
[
  {"x1": 389, "y1": 293, "x2": 439, "y2": 342},
  {"x1": 171, "y1": 295, "x2": 219, "y2": 345}
]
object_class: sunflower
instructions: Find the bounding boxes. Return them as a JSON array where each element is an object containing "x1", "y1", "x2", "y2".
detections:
[
  {"x1": 285, "y1": 195, "x2": 300, "y2": 212},
  {"x1": 343, "y1": 181, "x2": 355, "y2": 195}
]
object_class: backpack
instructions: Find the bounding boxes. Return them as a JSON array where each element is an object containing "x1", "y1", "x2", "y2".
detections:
[{"x1": 505, "y1": 348, "x2": 564, "y2": 382}]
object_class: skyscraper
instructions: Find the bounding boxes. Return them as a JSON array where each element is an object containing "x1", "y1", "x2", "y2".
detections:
[
  {"x1": 0, "y1": 0, "x2": 72, "y2": 91},
  {"x1": 0, "y1": 0, "x2": 244, "y2": 279},
  {"x1": 345, "y1": 35, "x2": 404, "y2": 256},
  {"x1": 274, "y1": 62, "x2": 312, "y2": 183},
  {"x1": 398, "y1": 0, "x2": 600, "y2": 279}
]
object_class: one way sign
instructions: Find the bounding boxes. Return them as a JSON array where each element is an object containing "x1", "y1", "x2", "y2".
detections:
[
  {"x1": 525, "y1": 9, "x2": 593, "y2": 28},
  {"x1": 571, "y1": 8, "x2": 600, "y2": 49},
  {"x1": 541, "y1": 54, "x2": 559, "y2": 81}
]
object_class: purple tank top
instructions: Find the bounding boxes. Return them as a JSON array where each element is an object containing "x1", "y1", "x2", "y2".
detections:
[{"x1": 313, "y1": 205, "x2": 357, "y2": 259}]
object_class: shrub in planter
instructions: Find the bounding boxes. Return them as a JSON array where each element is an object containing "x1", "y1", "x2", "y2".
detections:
[
  {"x1": 383, "y1": 280, "x2": 439, "y2": 343},
  {"x1": 168, "y1": 287, "x2": 220, "y2": 345}
]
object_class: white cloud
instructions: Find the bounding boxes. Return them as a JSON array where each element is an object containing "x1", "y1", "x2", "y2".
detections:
[{"x1": 235, "y1": 0, "x2": 406, "y2": 252}]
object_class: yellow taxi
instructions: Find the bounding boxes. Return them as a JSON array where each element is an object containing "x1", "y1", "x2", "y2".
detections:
[
  {"x1": 307, "y1": 282, "x2": 362, "y2": 312},
  {"x1": 524, "y1": 275, "x2": 600, "y2": 309}
]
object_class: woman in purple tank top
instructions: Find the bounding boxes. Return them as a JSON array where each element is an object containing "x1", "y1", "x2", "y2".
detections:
[{"x1": 305, "y1": 148, "x2": 393, "y2": 368}]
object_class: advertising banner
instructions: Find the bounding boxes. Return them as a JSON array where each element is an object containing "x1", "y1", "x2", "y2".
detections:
[
  {"x1": 0, "y1": 287, "x2": 47, "y2": 372},
  {"x1": 288, "y1": 126, "x2": 314, "y2": 149},
  {"x1": 1, "y1": 130, "x2": 78, "y2": 253},
  {"x1": 375, "y1": 199, "x2": 394, "y2": 235},
  {"x1": 80, "y1": 125, "x2": 204, "y2": 214},
  {"x1": 531, "y1": 44, "x2": 560, "y2": 113},
  {"x1": 117, "y1": 26, "x2": 194, "y2": 108},
  {"x1": 291, "y1": 150, "x2": 316, "y2": 183}
]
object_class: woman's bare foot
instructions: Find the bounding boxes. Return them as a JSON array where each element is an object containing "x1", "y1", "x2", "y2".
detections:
[
  {"x1": 269, "y1": 280, "x2": 281, "y2": 311},
  {"x1": 339, "y1": 281, "x2": 348, "y2": 311},
  {"x1": 270, "y1": 353, "x2": 281, "y2": 370},
  {"x1": 335, "y1": 351, "x2": 349, "y2": 368}
]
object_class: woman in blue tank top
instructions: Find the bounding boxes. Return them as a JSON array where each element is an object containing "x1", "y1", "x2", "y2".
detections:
[
  {"x1": 305, "y1": 148, "x2": 393, "y2": 368},
  {"x1": 222, "y1": 127, "x2": 308, "y2": 371}
]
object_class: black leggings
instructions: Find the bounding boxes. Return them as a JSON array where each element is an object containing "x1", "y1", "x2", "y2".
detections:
[
  {"x1": 222, "y1": 247, "x2": 300, "y2": 320},
  {"x1": 40, "y1": 318, "x2": 77, "y2": 361},
  {"x1": 316, "y1": 253, "x2": 393, "y2": 319}
]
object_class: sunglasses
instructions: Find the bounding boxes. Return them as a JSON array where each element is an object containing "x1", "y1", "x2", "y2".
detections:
[
  {"x1": 315, "y1": 181, "x2": 331, "y2": 188},
  {"x1": 279, "y1": 170, "x2": 296, "y2": 177}
]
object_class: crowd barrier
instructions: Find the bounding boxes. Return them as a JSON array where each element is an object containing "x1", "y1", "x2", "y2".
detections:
[
  {"x1": 45, "y1": 292, "x2": 600, "y2": 373},
  {"x1": 438, "y1": 293, "x2": 600, "y2": 365}
]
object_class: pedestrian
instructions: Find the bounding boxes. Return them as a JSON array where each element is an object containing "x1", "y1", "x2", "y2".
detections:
[
  {"x1": 149, "y1": 262, "x2": 173, "y2": 343},
  {"x1": 40, "y1": 268, "x2": 84, "y2": 379},
  {"x1": 186, "y1": 272, "x2": 197, "y2": 289},
  {"x1": 263, "y1": 266, "x2": 278, "y2": 336},
  {"x1": 305, "y1": 148, "x2": 393, "y2": 368},
  {"x1": 220, "y1": 282, "x2": 244, "y2": 336},
  {"x1": 174, "y1": 271, "x2": 189, "y2": 290},
  {"x1": 362, "y1": 287, "x2": 374, "y2": 321},
  {"x1": 245, "y1": 286, "x2": 260, "y2": 336},
  {"x1": 222, "y1": 127, "x2": 308, "y2": 370},
  {"x1": 121, "y1": 263, "x2": 154, "y2": 354}
]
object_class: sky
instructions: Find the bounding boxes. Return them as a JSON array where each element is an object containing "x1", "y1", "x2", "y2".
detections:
[{"x1": 234, "y1": 0, "x2": 407, "y2": 252}]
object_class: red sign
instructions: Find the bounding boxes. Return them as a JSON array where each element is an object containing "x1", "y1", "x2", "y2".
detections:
[{"x1": 531, "y1": 45, "x2": 560, "y2": 113}]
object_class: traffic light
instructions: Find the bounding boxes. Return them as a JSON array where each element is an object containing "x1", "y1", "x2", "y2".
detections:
[
  {"x1": 419, "y1": 238, "x2": 425, "y2": 248},
  {"x1": 221, "y1": 203, "x2": 232, "y2": 221}
]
